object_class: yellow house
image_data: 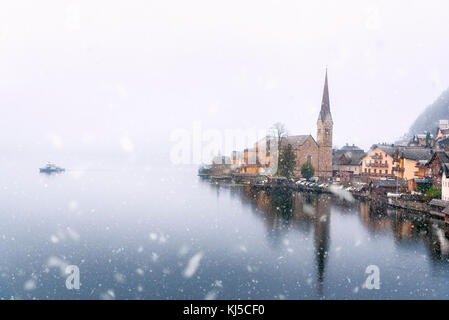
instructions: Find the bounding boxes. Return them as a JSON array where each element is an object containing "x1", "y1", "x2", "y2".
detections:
[
  {"x1": 240, "y1": 139, "x2": 272, "y2": 174},
  {"x1": 395, "y1": 148, "x2": 433, "y2": 180},
  {"x1": 361, "y1": 144, "x2": 433, "y2": 181},
  {"x1": 361, "y1": 145, "x2": 396, "y2": 178}
]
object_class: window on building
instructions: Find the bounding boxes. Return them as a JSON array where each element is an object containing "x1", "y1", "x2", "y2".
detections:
[{"x1": 307, "y1": 155, "x2": 311, "y2": 163}]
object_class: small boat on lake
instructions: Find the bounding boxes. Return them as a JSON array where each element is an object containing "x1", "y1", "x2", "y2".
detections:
[{"x1": 39, "y1": 163, "x2": 65, "y2": 174}]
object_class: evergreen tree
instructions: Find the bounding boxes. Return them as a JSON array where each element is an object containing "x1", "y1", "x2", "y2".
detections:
[
  {"x1": 278, "y1": 144, "x2": 297, "y2": 178},
  {"x1": 301, "y1": 161, "x2": 315, "y2": 180}
]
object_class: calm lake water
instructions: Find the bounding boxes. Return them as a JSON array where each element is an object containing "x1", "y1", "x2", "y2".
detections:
[{"x1": 1, "y1": 160, "x2": 449, "y2": 300}]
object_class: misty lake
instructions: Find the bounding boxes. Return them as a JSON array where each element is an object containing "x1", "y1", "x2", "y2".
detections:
[{"x1": 1, "y1": 160, "x2": 449, "y2": 300}]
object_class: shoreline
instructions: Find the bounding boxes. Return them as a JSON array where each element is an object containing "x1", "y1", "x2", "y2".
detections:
[{"x1": 199, "y1": 174, "x2": 445, "y2": 222}]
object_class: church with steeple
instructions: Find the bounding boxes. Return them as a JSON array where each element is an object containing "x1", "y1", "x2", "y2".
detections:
[
  {"x1": 316, "y1": 69, "x2": 333, "y2": 179},
  {"x1": 236, "y1": 69, "x2": 333, "y2": 180},
  {"x1": 282, "y1": 69, "x2": 333, "y2": 180}
]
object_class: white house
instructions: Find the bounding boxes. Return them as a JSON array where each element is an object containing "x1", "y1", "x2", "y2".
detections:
[{"x1": 442, "y1": 164, "x2": 449, "y2": 201}]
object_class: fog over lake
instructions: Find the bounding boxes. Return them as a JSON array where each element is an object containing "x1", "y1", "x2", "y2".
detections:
[
  {"x1": 0, "y1": 159, "x2": 448, "y2": 299},
  {"x1": 0, "y1": 1, "x2": 449, "y2": 300}
]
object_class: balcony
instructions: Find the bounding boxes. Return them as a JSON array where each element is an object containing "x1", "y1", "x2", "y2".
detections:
[
  {"x1": 366, "y1": 162, "x2": 388, "y2": 168},
  {"x1": 371, "y1": 154, "x2": 383, "y2": 160}
]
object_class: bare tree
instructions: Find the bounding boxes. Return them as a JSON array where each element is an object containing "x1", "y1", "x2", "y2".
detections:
[{"x1": 270, "y1": 122, "x2": 288, "y2": 152}]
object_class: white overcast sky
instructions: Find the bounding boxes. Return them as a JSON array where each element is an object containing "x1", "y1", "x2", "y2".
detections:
[{"x1": 0, "y1": 0, "x2": 448, "y2": 161}]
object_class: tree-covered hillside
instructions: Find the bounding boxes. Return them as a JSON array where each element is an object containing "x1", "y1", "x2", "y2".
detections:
[{"x1": 409, "y1": 88, "x2": 449, "y2": 136}]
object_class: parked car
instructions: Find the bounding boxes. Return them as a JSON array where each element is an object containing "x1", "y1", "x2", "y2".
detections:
[{"x1": 269, "y1": 177, "x2": 289, "y2": 186}]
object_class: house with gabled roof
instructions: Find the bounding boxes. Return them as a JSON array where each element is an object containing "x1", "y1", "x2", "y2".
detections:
[
  {"x1": 426, "y1": 151, "x2": 449, "y2": 188},
  {"x1": 360, "y1": 144, "x2": 397, "y2": 179},
  {"x1": 361, "y1": 144, "x2": 433, "y2": 181},
  {"x1": 395, "y1": 147, "x2": 433, "y2": 180},
  {"x1": 333, "y1": 144, "x2": 365, "y2": 176}
]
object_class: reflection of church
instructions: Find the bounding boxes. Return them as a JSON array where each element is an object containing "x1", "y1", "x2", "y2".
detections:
[
  {"x1": 230, "y1": 183, "x2": 449, "y2": 295},
  {"x1": 313, "y1": 194, "x2": 331, "y2": 294},
  {"x1": 238, "y1": 186, "x2": 331, "y2": 295}
]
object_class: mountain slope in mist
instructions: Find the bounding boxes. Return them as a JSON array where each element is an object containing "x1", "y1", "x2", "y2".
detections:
[{"x1": 409, "y1": 88, "x2": 449, "y2": 136}]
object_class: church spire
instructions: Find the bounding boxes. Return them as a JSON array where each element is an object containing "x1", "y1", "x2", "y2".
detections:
[{"x1": 318, "y1": 68, "x2": 333, "y2": 124}]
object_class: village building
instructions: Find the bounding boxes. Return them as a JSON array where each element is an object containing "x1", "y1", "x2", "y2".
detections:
[
  {"x1": 361, "y1": 145, "x2": 396, "y2": 179},
  {"x1": 408, "y1": 177, "x2": 432, "y2": 193},
  {"x1": 238, "y1": 137, "x2": 272, "y2": 174},
  {"x1": 210, "y1": 155, "x2": 233, "y2": 175},
  {"x1": 408, "y1": 133, "x2": 434, "y2": 148},
  {"x1": 426, "y1": 151, "x2": 449, "y2": 188},
  {"x1": 361, "y1": 144, "x2": 433, "y2": 181},
  {"x1": 429, "y1": 120, "x2": 449, "y2": 151},
  {"x1": 395, "y1": 147, "x2": 433, "y2": 180},
  {"x1": 429, "y1": 199, "x2": 449, "y2": 219},
  {"x1": 332, "y1": 144, "x2": 365, "y2": 176},
  {"x1": 415, "y1": 160, "x2": 430, "y2": 178},
  {"x1": 239, "y1": 146, "x2": 263, "y2": 174},
  {"x1": 407, "y1": 159, "x2": 432, "y2": 192},
  {"x1": 436, "y1": 120, "x2": 449, "y2": 142},
  {"x1": 231, "y1": 151, "x2": 244, "y2": 166},
  {"x1": 437, "y1": 137, "x2": 449, "y2": 151},
  {"x1": 442, "y1": 163, "x2": 449, "y2": 201},
  {"x1": 369, "y1": 179, "x2": 408, "y2": 195}
]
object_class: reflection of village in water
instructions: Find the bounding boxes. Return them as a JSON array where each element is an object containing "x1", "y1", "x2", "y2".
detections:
[{"x1": 206, "y1": 180, "x2": 449, "y2": 293}]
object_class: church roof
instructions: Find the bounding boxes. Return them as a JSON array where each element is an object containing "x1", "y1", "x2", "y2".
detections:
[
  {"x1": 283, "y1": 135, "x2": 317, "y2": 149},
  {"x1": 317, "y1": 69, "x2": 333, "y2": 124}
]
